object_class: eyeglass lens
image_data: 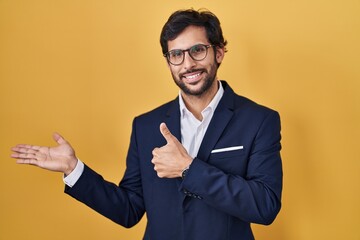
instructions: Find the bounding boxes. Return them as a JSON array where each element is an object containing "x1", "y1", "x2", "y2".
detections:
[{"x1": 167, "y1": 44, "x2": 210, "y2": 65}]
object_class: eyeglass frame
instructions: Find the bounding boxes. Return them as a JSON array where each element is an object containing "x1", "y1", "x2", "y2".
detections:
[{"x1": 163, "y1": 44, "x2": 215, "y2": 66}]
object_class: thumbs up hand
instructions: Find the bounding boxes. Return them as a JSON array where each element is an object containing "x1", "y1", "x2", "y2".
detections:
[{"x1": 151, "y1": 123, "x2": 193, "y2": 178}]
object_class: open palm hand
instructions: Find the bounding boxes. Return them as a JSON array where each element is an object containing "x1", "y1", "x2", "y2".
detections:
[{"x1": 11, "y1": 133, "x2": 78, "y2": 175}]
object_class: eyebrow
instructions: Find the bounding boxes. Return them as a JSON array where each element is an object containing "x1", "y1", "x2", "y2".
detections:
[{"x1": 168, "y1": 43, "x2": 209, "y2": 51}]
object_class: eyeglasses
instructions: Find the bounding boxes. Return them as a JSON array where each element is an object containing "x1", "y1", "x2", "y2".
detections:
[{"x1": 164, "y1": 44, "x2": 214, "y2": 66}]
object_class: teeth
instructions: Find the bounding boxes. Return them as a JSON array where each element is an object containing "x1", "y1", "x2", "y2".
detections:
[{"x1": 185, "y1": 73, "x2": 201, "y2": 79}]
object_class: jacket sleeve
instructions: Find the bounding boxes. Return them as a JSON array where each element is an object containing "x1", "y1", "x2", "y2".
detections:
[
  {"x1": 180, "y1": 111, "x2": 283, "y2": 225},
  {"x1": 64, "y1": 120, "x2": 145, "y2": 228}
]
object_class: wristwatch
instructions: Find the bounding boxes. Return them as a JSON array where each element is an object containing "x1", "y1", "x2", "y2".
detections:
[{"x1": 181, "y1": 166, "x2": 189, "y2": 179}]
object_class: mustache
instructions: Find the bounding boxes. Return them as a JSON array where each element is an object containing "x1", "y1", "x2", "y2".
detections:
[{"x1": 179, "y1": 69, "x2": 207, "y2": 78}]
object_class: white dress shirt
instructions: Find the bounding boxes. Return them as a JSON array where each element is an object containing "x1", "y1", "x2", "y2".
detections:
[
  {"x1": 179, "y1": 81, "x2": 224, "y2": 158},
  {"x1": 64, "y1": 81, "x2": 224, "y2": 187}
]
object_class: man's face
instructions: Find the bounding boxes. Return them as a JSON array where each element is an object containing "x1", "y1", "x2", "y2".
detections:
[{"x1": 167, "y1": 25, "x2": 224, "y2": 97}]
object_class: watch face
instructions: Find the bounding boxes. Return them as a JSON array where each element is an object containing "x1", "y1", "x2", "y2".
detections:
[{"x1": 182, "y1": 168, "x2": 189, "y2": 178}]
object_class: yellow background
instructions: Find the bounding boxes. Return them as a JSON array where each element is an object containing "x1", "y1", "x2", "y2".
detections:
[{"x1": 1, "y1": 0, "x2": 359, "y2": 239}]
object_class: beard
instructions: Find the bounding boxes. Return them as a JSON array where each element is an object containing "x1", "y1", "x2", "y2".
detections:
[{"x1": 171, "y1": 61, "x2": 218, "y2": 97}]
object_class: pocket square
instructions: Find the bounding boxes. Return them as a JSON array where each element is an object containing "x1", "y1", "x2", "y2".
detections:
[{"x1": 211, "y1": 146, "x2": 244, "y2": 153}]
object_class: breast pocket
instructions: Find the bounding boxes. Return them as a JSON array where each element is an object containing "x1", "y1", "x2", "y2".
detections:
[{"x1": 208, "y1": 147, "x2": 247, "y2": 175}]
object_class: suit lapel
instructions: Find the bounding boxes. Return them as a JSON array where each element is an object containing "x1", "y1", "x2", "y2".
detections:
[
  {"x1": 164, "y1": 97, "x2": 181, "y2": 142},
  {"x1": 162, "y1": 82, "x2": 236, "y2": 193},
  {"x1": 196, "y1": 82, "x2": 235, "y2": 162},
  {"x1": 163, "y1": 97, "x2": 184, "y2": 190}
]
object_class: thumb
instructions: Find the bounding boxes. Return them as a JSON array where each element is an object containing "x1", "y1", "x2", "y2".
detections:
[
  {"x1": 160, "y1": 122, "x2": 175, "y2": 144},
  {"x1": 52, "y1": 132, "x2": 67, "y2": 145}
]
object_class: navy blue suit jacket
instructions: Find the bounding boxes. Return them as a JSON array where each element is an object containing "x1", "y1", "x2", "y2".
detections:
[{"x1": 65, "y1": 81, "x2": 283, "y2": 240}]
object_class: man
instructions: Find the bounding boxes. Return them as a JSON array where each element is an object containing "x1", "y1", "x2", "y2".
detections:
[{"x1": 11, "y1": 9, "x2": 282, "y2": 240}]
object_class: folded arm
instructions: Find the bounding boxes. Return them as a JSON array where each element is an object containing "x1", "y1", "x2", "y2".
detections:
[{"x1": 181, "y1": 111, "x2": 283, "y2": 225}]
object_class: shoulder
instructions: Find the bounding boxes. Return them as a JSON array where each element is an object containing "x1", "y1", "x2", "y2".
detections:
[
  {"x1": 221, "y1": 81, "x2": 279, "y2": 119},
  {"x1": 236, "y1": 95, "x2": 278, "y2": 117},
  {"x1": 133, "y1": 98, "x2": 178, "y2": 125},
  {"x1": 220, "y1": 82, "x2": 281, "y2": 137}
]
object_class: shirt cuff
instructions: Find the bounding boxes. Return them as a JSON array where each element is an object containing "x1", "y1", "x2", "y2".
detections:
[{"x1": 63, "y1": 159, "x2": 84, "y2": 187}]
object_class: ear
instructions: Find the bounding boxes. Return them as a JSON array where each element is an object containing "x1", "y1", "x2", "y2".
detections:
[{"x1": 215, "y1": 46, "x2": 225, "y2": 64}]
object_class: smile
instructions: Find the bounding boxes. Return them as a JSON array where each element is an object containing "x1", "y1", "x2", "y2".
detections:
[{"x1": 184, "y1": 72, "x2": 201, "y2": 79}]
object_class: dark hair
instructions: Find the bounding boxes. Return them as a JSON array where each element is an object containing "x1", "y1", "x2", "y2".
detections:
[{"x1": 160, "y1": 9, "x2": 228, "y2": 55}]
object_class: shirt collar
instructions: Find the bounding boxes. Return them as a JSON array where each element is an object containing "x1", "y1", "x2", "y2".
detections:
[{"x1": 179, "y1": 81, "x2": 224, "y2": 118}]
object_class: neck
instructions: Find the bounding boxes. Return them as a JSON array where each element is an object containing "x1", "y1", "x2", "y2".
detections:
[{"x1": 181, "y1": 81, "x2": 219, "y2": 121}]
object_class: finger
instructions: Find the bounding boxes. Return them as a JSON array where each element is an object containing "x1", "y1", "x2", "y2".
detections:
[
  {"x1": 53, "y1": 132, "x2": 67, "y2": 145},
  {"x1": 10, "y1": 152, "x2": 21, "y2": 159},
  {"x1": 13, "y1": 144, "x2": 41, "y2": 151},
  {"x1": 151, "y1": 156, "x2": 157, "y2": 164},
  {"x1": 152, "y1": 148, "x2": 160, "y2": 157},
  {"x1": 159, "y1": 123, "x2": 175, "y2": 144},
  {"x1": 11, "y1": 146, "x2": 39, "y2": 154},
  {"x1": 16, "y1": 158, "x2": 39, "y2": 166},
  {"x1": 11, "y1": 152, "x2": 36, "y2": 159}
]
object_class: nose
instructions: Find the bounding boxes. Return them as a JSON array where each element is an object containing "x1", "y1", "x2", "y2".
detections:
[{"x1": 182, "y1": 51, "x2": 196, "y2": 70}]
